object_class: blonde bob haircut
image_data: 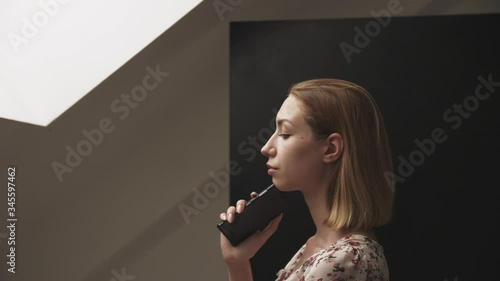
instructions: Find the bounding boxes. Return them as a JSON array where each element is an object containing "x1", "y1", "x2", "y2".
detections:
[{"x1": 288, "y1": 78, "x2": 394, "y2": 231}]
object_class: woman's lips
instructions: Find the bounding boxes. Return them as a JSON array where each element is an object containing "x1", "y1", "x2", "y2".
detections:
[
  {"x1": 267, "y1": 164, "x2": 278, "y2": 175},
  {"x1": 267, "y1": 169, "x2": 277, "y2": 175}
]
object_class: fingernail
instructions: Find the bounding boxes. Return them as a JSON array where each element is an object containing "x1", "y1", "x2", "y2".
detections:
[
  {"x1": 236, "y1": 204, "x2": 242, "y2": 213},
  {"x1": 277, "y1": 214, "x2": 283, "y2": 222},
  {"x1": 228, "y1": 213, "x2": 233, "y2": 223}
]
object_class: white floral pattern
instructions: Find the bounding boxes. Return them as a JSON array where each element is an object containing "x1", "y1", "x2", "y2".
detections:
[{"x1": 275, "y1": 234, "x2": 389, "y2": 281}]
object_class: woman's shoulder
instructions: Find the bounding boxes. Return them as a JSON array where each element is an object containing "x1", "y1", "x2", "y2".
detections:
[
  {"x1": 303, "y1": 234, "x2": 389, "y2": 280},
  {"x1": 324, "y1": 233, "x2": 385, "y2": 255}
]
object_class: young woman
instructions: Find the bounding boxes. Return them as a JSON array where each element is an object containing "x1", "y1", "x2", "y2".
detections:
[{"x1": 219, "y1": 78, "x2": 394, "y2": 281}]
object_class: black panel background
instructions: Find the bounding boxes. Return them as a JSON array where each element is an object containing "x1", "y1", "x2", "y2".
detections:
[{"x1": 229, "y1": 14, "x2": 500, "y2": 281}]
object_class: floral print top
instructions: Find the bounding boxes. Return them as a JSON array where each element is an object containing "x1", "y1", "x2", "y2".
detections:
[{"x1": 275, "y1": 234, "x2": 389, "y2": 281}]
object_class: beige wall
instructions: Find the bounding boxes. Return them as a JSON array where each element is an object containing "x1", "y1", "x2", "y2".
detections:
[{"x1": 1, "y1": 1, "x2": 499, "y2": 280}]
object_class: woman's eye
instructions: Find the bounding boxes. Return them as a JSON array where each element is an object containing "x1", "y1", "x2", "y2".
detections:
[{"x1": 278, "y1": 134, "x2": 291, "y2": 139}]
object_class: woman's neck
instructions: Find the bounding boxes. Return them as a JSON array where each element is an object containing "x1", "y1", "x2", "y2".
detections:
[{"x1": 302, "y1": 186, "x2": 375, "y2": 247}]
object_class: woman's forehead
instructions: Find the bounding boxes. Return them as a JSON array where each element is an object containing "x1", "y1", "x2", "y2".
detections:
[
  {"x1": 277, "y1": 97, "x2": 304, "y2": 124},
  {"x1": 278, "y1": 97, "x2": 300, "y2": 115}
]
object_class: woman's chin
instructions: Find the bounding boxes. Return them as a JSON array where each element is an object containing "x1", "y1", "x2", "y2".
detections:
[{"x1": 272, "y1": 180, "x2": 293, "y2": 192}]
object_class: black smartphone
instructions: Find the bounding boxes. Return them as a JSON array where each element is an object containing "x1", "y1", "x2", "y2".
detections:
[{"x1": 217, "y1": 184, "x2": 287, "y2": 246}]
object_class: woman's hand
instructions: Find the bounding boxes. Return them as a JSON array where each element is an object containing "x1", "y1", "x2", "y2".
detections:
[{"x1": 219, "y1": 192, "x2": 283, "y2": 265}]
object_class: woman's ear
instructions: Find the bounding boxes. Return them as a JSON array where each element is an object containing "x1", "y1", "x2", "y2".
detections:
[{"x1": 323, "y1": 133, "x2": 343, "y2": 163}]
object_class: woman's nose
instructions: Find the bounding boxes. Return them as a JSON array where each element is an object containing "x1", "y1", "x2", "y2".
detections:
[{"x1": 261, "y1": 137, "x2": 275, "y2": 157}]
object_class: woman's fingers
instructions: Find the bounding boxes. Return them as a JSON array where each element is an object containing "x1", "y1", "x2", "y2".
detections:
[
  {"x1": 226, "y1": 206, "x2": 236, "y2": 223},
  {"x1": 236, "y1": 200, "x2": 246, "y2": 213},
  {"x1": 221, "y1": 192, "x2": 260, "y2": 223}
]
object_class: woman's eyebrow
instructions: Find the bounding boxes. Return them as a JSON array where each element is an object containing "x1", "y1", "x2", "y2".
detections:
[{"x1": 276, "y1": 118, "x2": 293, "y2": 126}]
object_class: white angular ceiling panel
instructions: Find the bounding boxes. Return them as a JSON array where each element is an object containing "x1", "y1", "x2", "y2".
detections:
[{"x1": 0, "y1": 0, "x2": 202, "y2": 126}]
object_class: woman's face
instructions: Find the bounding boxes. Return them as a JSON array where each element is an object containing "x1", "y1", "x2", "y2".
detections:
[{"x1": 261, "y1": 96, "x2": 330, "y2": 192}]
